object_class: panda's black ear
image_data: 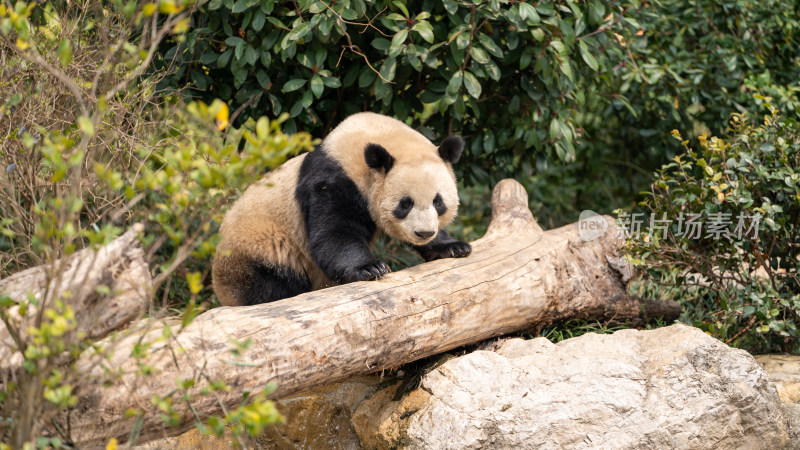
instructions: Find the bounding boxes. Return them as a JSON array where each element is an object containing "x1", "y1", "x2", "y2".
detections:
[
  {"x1": 438, "y1": 136, "x2": 464, "y2": 164},
  {"x1": 364, "y1": 143, "x2": 395, "y2": 173}
]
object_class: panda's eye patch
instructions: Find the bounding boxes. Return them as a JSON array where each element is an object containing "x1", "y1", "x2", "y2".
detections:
[
  {"x1": 433, "y1": 193, "x2": 447, "y2": 216},
  {"x1": 393, "y1": 196, "x2": 414, "y2": 219}
]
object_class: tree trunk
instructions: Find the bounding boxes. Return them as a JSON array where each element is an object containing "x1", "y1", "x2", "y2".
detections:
[
  {"x1": 0, "y1": 225, "x2": 150, "y2": 374},
  {"x1": 68, "y1": 179, "x2": 680, "y2": 448}
]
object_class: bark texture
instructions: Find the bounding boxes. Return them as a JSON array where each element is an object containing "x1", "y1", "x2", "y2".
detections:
[{"x1": 67, "y1": 179, "x2": 679, "y2": 448}]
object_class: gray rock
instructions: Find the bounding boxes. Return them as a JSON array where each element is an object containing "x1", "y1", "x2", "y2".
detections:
[
  {"x1": 365, "y1": 324, "x2": 790, "y2": 449},
  {"x1": 755, "y1": 354, "x2": 800, "y2": 448}
]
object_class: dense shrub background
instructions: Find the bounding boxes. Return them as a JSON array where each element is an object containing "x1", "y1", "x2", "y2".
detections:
[
  {"x1": 157, "y1": 0, "x2": 640, "y2": 226},
  {"x1": 159, "y1": 0, "x2": 799, "y2": 226},
  {"x1": 629, "y1": 106, "x2": 799, "y2": 353}
]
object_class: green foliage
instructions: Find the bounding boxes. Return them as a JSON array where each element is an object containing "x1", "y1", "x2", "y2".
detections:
[
  {"x1": 1, "y1": 0, "x2": 303, "y2": 446},
  {"x1": 158, "y1": 0, "x2": 640, "y2": 187},
  {"x1": 574, "y1": 0, "x2": 800, "y2": 226},
  {"x1": 539, "y1": 319, "x2": 631, "y2": 343},
  {"x1": 159, "y1": 0, "x2": 800, "y2": 229},
  {"x1": 628, "y1": 104, "x2": 800, "y2": 353}
]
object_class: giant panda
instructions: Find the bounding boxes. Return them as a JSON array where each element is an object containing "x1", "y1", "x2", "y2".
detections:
[{"x1": 212, "y1": 112, "x2": 472, "y2": 306}]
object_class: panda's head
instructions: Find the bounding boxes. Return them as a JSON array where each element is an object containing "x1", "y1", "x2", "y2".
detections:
[{"x1": 364, "y1": 136, "x2": 464, "y2": 246}]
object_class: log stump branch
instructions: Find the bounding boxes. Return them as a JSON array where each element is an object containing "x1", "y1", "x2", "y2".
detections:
[{"x1": 0, "y1": 226, "x2": 151, "y2": 375}]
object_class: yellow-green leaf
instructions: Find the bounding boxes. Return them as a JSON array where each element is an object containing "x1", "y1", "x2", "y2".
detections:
[
  {"x1": 57, "y1": 39, "x2": 73, "y2": 68},
  {"x1": 15, "y1": 37, "x2": 29, "y2": 50},
  {"x1": 172, "y1": 17, "x2": 190, "y2": 34},
  {"x1": 78, "y1": 116, "x2": 95, "y2": 137},
  {"x1": 142, "y1": 3, "x2": 156, "y2": 16},
  {"x1": 186, "y1": 271, "x2": 203, "y2": 294}
]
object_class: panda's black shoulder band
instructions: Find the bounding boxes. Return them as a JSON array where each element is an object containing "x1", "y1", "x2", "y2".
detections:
[
  {"x1": 438, "y1": 136, "x2": 464, "y2": 164},
  {"x1": 364, "y1": 143, "x2": 394, "y2": 173}
]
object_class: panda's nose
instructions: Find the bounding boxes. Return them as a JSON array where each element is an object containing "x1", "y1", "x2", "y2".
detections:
[{"x1": 415, "y1": 230, "x2": 435, "y2": 239}]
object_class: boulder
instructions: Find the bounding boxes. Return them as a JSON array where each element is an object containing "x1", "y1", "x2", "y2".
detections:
[
  {"x1": 355, "y1": 324, "x2": 790, "y2": 449},
  {"x1": 755, "y1": 354, "x2": 800, "y2": 447}
]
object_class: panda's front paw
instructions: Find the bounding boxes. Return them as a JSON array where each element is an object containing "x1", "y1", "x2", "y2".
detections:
[
  {"x1": 342, "y1": 260, "x2": 391, "y2": 282},
  {"x1": 447, "y1": 241, "x2": 472, "y2": 258},
  {"x1": 418, "y1": 241, "x2": 472, "y2": 261}
]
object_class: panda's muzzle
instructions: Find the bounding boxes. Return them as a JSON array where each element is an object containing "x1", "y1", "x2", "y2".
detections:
[{"x1": 414, "y1": 230, "x2": 436, "y2": 239}]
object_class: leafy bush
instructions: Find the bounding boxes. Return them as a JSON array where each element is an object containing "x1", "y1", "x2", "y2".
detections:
[
  {"x1": 159, "y1": 0, "x2": 800, "y2": 229},
  {"x1": 158, "y1": 0, "x2": 640, "y2": 187},
  {"x1": 572, "y1": 0, "x2": 800, "y2": 225},
  {"x1": 628, "y1": 103, "x2": 800, "y2": 353}
]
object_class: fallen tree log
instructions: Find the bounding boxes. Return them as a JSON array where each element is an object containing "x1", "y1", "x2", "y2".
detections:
[
  {"x1": 0, "y1": 225, "x2": 150, "y2": 374},
  {"x1": 70, "y1": 179, "x2": 680, "y2": 447}
]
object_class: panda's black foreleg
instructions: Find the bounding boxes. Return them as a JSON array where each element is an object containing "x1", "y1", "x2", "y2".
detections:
[
  {"x1": 412, "y1": 229, "x2": 472, "y2": 262},
  {"x1": 297, "y1": 150, "x2": 391, "y2": 284}
]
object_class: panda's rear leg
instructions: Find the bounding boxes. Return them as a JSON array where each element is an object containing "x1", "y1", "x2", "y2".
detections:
[
  {"x1": 215, "y1": 254, "x2": 311, "y2": 305},
  {"x1": 412, "y1": 229, "x2": 472, "y2": 262}
]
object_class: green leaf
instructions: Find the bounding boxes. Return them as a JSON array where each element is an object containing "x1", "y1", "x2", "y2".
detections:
[
  {"x1": 256, "y1": 70, "x2": 271, "y2": 89},
  {"x1": 244, "y1": 45, "x2": 259, "y2": 66},
  {"x1": 358, "y1": 68, "x2": 377, "y2": 87},
  {"x1": 549, "y1": 117, "x2": 562, "y2": 141},
  {"x1": 372, "y1": 38, "x2": 390, "y2": 51},
  {"x1": 300, "y1": 89, "x2": 313, "y2": 108},
  {"x1": 549, "y1": 39, "x2": 566, "y2": 54},
  {"x1": 231, "y1": 0, "x2": 250, "y2": 13},
  {"x1": 477, "y1": 34, "x2": 503, "y2": 58},
  {"x1": 286, "y1": 23, "x2": 310, "y2": 42},
  {"x1": 588, "y1": 0, "x2": 605, "y2": 24},
  {"x1": 520, "y1": 49, "x2": 533, "y2": 69},
  {"x1": 485, "y1": 61, "x2": 501, "y2": 81},
  {"x1": 233, "y1": 67, "x2": 247, "y2": 88},
  {"x1": 518, "y1": 3, "x2": 540, "y2": 24},
  {"x1": 469, "y1": 47, "x2": 490, "y2": 64},
  {"x1": 380, "y1": 57, "x2": 397, "y2": 82},
  {"x1": 412, "y1": 21, "x2": 434, "y2": 43},
  {"x1": 446, "y1": 70, "x2": 463, "y2": 95},
  {"x1": 225, "y1": 36, "x2": 244, "y2": 47},
  {"x1": 252, "y1": 11, "x2": 266, "y2": 31},
  {"x1": 57, "y1": 39, "x2": 73, "y2": 68},
  {"x1": 310, "y1": 76, "x2": 324, "y2": 98},
  {"x1": 579, "y1": 40, "x2": 599, "y2": 71},
  {"x1": 0, "y1": 295, "x2": 14, "y2": 308},
  {"x1": 559, "y1": 60, "x2": 574, "y2": 82},
  {"x1": 393, "y1": 0, "x2": 409, "y2": 18},
  {"x1": 463, "y1": 71, "x2": 481, "y2": 99},
  {"x1": 217, "y1": 49, "x2": 232, "y2": 68},
  {"x1": 283, "y1": 78, "x2": 306, "y2": 92},
  {"x1": 390, "y1": 29, "x2": 408, "y2": 53},
  {"x1": 256, "y1": 116, "x2": 269, "y2": 137},
  {"x1": 267, "y1": 17, "x2": 286, "y2": 29},
  {"x1": 309, "y1": 1, "x2": 326, "y2": 13},
  {"x1": 322, "y1": 76, "x2": 342, "y2": 88}
]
